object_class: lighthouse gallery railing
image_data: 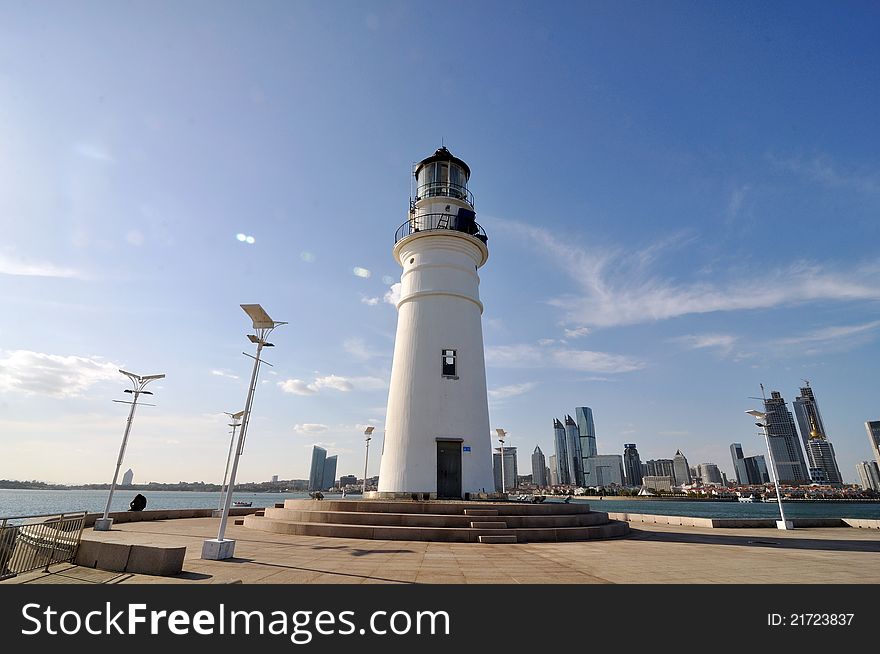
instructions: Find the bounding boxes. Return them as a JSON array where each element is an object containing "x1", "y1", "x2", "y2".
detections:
[{"x1": 395, "y1": 213, "x2": 488, "y2": 244}]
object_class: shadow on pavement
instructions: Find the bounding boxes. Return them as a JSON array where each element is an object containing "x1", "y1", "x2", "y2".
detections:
[{"x1": 629, "y1": 528, "x2": 880, "y2": 552}]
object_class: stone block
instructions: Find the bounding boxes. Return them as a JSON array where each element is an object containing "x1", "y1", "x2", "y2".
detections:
[
  {"x1": 75, "y1": 540, "x2": 131, "y2": 572},
  {"x1": 126, "y1": 545, "x2": 186, "y2": 576},
  {"x1": 201, "y1": 538, "x2": 236, "y2": 560}
]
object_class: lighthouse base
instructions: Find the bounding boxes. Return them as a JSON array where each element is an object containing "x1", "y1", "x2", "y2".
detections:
[{"x1": 242, "y1": 499, "x2": 630, "y2": 544}]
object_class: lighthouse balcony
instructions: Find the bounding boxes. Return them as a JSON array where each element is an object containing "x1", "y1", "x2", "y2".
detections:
[{"x1": 395, "y1": 212, "x2": 488, "y2": 245}]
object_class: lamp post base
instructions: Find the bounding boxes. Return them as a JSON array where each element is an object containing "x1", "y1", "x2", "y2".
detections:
[
  {"x1": 201, "y1": 538, "x2": 236, "y2": 560},
  {"x1": 776, "y1": 520, "x2": 794, "y2": 530},
  {"x1": 93, "y1": 518, "x2": 114, "y2": 531},
  {"x1": 211, "y1": 510, "x2": 224, "y2": 518}
]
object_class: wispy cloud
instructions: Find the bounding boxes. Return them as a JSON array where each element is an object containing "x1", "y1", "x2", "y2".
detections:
[
  {"x1": 769, "y1": 153, "x2": 880, "y2": 195},
  {"x1": 343, "y1": 337, "x2": 382, "y2": 361},
  {"x1": 210, "y1": 369, "x2": 239, "y2": 380},
  {"x1": 74, "y1": 143, "x2": 115, "y2": 163},
  {"x1": 0, "y1": 350, "x2": 121, "y2": 397},
  {"x1": 292, "y1": 423, "x2": 329, "y2": 434},
  {"x1": 672, "y1": 333, "x2": 738, "y2": 354},
  {"x1": 0, "y1": 251, "x2": 83, "y2": 279},
  {"x1": 775, "y1": 320, "x2": 880, "y2": 346},
  {"x1": 502, "y1": 219, "x2": 880, "y2": 328},
  {"x1": 360, "y1": 296, "x2": 380, "y2": 306},
  {"x1": 486, "y1": 343, "x2": 645, "y2": 373},
  {"x1": 384, "y1": 283, "x2": 401, "y2": 306},
  {"x1": 488, "y1": 382, "x2": 537, "y2": 400},
  {"x1": 563, "y1": 326, "x2": 591, "y2": 339},
  {"x1": 277, "y1": 374, "x2": 387, "y2": 396}
]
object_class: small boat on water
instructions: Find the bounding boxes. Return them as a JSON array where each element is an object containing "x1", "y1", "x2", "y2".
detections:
[
  {"x1": 232, "y1": 501, "x2": 252, "y2": 507},
  {"x1": 738, "y1": 494, "x2": 762, "y2": 503}
]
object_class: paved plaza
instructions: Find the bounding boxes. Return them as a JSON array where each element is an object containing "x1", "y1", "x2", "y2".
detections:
[{"x1": 5, "y1": 516, "x2": 880, "y2": 584}]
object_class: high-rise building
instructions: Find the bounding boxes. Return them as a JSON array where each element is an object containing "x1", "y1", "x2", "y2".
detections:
[
  {"x1": 583, "y1": 455, "x2": 624, "y2": 487},
  {"x1": 531, "y1": 446, "x2": 548, "y2": 487},
  {"x1": 672, "y1": 450, "x2": 691, "y2": 486},
  {"x1": 121, "y1": 468, "x2": 134, "y2": 487},
  {"x1": 308, "y1": 446, "x2": 327, "y2": 491},
  {"x1": 339, "y1": 475, "x2": 357, "y2": 487},
  {"x1": 735, "y1": 452, "x2": 770, "y2": 485},
  {"x1": 793, "y1": 383, "x2": 842, "y2": 484},
  {"x1": 763, "y1": 391, "x2": 811, "y2": 484},
  {"x1": 855, "y1": 461, "x2": 880, "y2": 492},
  {"x1": 493, "y1": 446, "x2": 518, "y2": 492},
  {"x1": 553, "y1": 419, "x2": 570, "y2": 485},
  {"x1": 644, "y1": 459, "x2": 675, "y2": 479},
  {"x1": 730, "y1": 443, "x2": 748, "y2": 485},
  {"x1": 564, "y1": 415, "x2": 584, "y2": 486},
  {"x1": 623, "y1": 444, "x2": 643, "y2": 487},
  {"x1": 271, "y1": 475, "x2": 278, "y2": 483},
  {"x1": 575, "y1": 406, "x2": 598, "y2": 463},
  {"x1": 322, "y1": 455, "x2": 338, "y2": 491},
  {"x1": 750, "y1": 455, "x2": 770, "y2": 484},
  {"x1": 548, "y1": 455, "x2": 559, "y2": 486},
  {"x1": 866, "y1": 421, "x2": 880, "y2": 469},
  {"x1": 697, "y1": 463, "x2": 723, "y2": 484}
]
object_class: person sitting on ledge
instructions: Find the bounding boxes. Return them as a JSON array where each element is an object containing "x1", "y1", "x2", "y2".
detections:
[
  {"x1": 309, "y1": 491, "x2": 324, "y2": 500},
  {"x1": 129, "y1": 493, "x2": 147, "y2": 511}
]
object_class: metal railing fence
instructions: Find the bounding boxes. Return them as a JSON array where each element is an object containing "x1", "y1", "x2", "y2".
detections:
[{"x1": 0, "y1": 512, "x2": 87, "y2": 580}]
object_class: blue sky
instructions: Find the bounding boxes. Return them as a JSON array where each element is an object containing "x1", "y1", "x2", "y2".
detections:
[{"x1": 1, "y1": 1, "x2": 878, "y2": 485}]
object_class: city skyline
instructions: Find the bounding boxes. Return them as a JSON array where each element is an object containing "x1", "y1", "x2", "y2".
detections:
[{"x1": 2, "y1": 3, "x2": 879, "y2": 486}]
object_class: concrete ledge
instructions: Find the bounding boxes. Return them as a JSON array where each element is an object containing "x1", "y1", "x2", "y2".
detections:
[
  {"x1": 83, "y1": 507, "x2": 259, "y2": 528},
  {"x1": 126, "y1": 544, "x2": 186, "y2": 576},
  {"x1": 76, "y1": 533, "x2": 187, "y2": 576},
  {"x1": 75, "y1": 539, "x2": 131, "y2": 572},
  {"x1": 842, "y1": 518, "x2": 880, "y2": 529},
  {"x1": 609, "y1": 513, "x2": 880, "y2": 529}
]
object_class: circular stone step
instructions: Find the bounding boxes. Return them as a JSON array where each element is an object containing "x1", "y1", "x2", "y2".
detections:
[{"x1": 243, "y1": 499, "x2": 629, "y2": 543}]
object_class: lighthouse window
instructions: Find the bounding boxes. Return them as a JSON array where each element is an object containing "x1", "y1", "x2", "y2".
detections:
[{"x1": 442, "y1": 349, "x2": 457, "y2": 377}]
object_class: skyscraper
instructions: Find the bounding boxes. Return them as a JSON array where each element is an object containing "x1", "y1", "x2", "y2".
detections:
[
  {"x1": 531, "y1": 446, "x2": 548, "y2": 487},
  {"x1": 564, "y1": 415, "x2": 584, "y2": 486},
  {"x1": 308, "y1": 445, "x2": 327, "y2": 491},
  {"x1": 493, "y1": 446, "x2": 518, "y2": 492},
  {"x1": 866, "y1": 421, "x2": 880, "y2": 469},
  {"x1": 553, "y1": 418, "x2": 570, "y2": 485},
  {"x1": 623, "y1": 444, "x2": 643, "y2": 487},
  {"x1": 575, "y1": 406, "x2": 598, "y2": 464},
  {"x1": 793, "y1": 383, "x2": 842, "y2": 484},
  {"x1": 322, "y1": 455, "x2": 338, "y2": 491},
  {"x1": 856, "y1": 461, "x2": 880, "y2": 492},
  {"x1": 730, "y1": 443, "x2": 747, "y2": 485},
  {"x1": 672, "y1": 450, "x2": 691, "y2": 486},
  {"x1": 121, "y1": 468, "x2": 134, "y2": 487},
  {"x1": 763, "y1": 391, "x2": 811, "y2": 485},
  {"x1": 548, "y1": 454, "x2": 559, "y2": 486}
]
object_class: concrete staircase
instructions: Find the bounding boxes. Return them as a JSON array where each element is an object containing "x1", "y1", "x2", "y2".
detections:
[{"x1": 243, "y1": 499, "x2": 629, "y2": 544}]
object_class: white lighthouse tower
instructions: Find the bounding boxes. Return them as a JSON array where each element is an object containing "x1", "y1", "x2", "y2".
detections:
[{"x1": 377, "y1": 147, "x2": 495, "y2": 499}]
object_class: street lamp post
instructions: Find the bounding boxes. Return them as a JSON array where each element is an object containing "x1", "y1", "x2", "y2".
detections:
[
  {"x1": 495, "y1": 428, "x2": 507, "y2": 495},
  {"x1": 363, "y1": 426, "x2": 375, "y2": 496},
  {"x1": 94, "y1": 370, "x2": 165, "y2": 531},
  {"x1": 215, "y1": 411, "x2": 245, "y2": 514},
  {"x1": 746, "y1": 409, "x2": 793, "y2": 530},
  {"x1": 202, "y1": 304, "x2": 286, "y2": 560}
]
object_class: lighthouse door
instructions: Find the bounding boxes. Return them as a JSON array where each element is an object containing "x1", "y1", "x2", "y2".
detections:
[{"x1": 436, "y1": 440, "x2": 462, "y2": 499}]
